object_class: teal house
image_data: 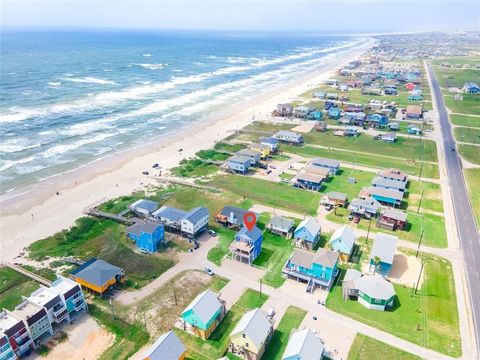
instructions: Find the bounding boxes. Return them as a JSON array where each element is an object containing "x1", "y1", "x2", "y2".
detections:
[
  {"x1": 308, "y1": 110, "x2": 323, "y2": 120},
  {"x1": 328, "y1": 107, "x2": 341, "y2": 119},
  {"x1": 180, "y1": 289, "x2": 226, "y2": 339},
  {"x1": 283, "y1": 248, "x2": 339, "y2": 291}
]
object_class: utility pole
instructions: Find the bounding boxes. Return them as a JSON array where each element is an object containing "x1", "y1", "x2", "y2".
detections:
[
  {"x1": 415, "y1": 260, "x2": 425, "y2": 294},
  {"x1": 259, "y1": 279, "x2": 262, "y2": 298},
  {"x1": 418, "y1": 161, "x2": 424, "y2": 182},
  {"x1": 242, "y1": 195, "x2": 246, "y2": 210},
  {"x1": 366, "y1": 217, "x2": 373, "y2": 244},
  {"x1": 173, "y1": 287, "x2": 178, "y2": 305},
  {"x1": 417, "y1": 190, "x2": 424, "y2": 214},
  {"x1": 416, "y1": 229, "x2": 424, "y2": 258}
]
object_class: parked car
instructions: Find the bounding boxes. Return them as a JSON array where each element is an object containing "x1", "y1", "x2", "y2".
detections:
[
  {"x1": 152, "y1": 163, "x2": 159, "y2": 168},
  {"x1": 203, "y1": 267, "x2": 214, "y2": 276},
  {"x1": 142, "y1": 171, "x2": 149, "y2": 175},
  {"x1": 208, "y1": 229, "x2": 217, "y2": 237},
  {"x1": 353, "y1": 215, "x2": 361, "y2": 224},
  {"x1": 193, "y1": 242, "x2": 200, "y2": 250},
  {"x1": 267, "y1": 307, "x2": 275, "y2": 318}
]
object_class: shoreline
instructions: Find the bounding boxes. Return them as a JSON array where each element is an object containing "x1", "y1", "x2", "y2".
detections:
[{"x1": 0, "y1": 40, "x2": 374, "y2": 262}]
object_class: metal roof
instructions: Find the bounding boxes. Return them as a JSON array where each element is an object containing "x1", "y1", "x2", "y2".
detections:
[
  {"x1": 282, "y1": 328, "x2": 324, "y2": 360},
  {"x1": 128, "y1": 199, "x2": 158, "y2": 214},
  {"x1": 268, "y1": 216, "x2": 294, "y2": 232},
  {"x1": 296, "y1": 171, "x2": 324, "y2": 184},
  {"x1": 311, "y1": 157, "x2": 340, "y2": 168},
  {"x1": 228, "y1": 154, "x2": 251, "y2": 164},
  {"x1": 329, "y1": 225, "x2": 356, "y2": 252},
  {"x1": 237, "y1": 149, "x2": 260, "y2": 157},
  {"x1": 370, "y1": 233, "x2": 398, "y2": 265},
  {"x1": 260, "y1": 137, "x2": 279, "y2": 145},
  {"x1": 274, "y1": 130, "x2": 303, "y2": 139},
  {"x1": 152, "y1": 206, "x2": 188, "y2": 221},
  {"x1": 126, "y1": 221, "x2": 162, "y2": 236},
  {"x1": 231, "y1": 308, "x2": 271, "y2": 349},
  {"x1": 145, "y1": 330, "x2": 186, "y2": 360},
  {"x1": 304, "y1": 165, "x2": 330, "y2": 177},
  {"x1": 372, "y1": 176, "x2": 406, "y2": 190},
  {"x1": 295, "y1": 217, "x2": 321, "y2": 237},
  {"x1": 184, "y1": 207, "x2": 209, "y2": 225},
  {"x1": 236, "y1": 225, "x2": 263, "y2": 243},
  {"x1": 356, "y1": 275, "x2": 395, "y2": 300},
  {"x1": 219, "y1": 206, "x2": 249, "y2": 221},
  {"x1": 325, "y1": 191, "x2": 347, "y2": 201},
  {"x1": 365, "y1": 187, "x2": 403, "y2": 201},
  {"x1": 182, "y1": 289, "x2": 222, "y2": 326},
  {"x1": 290, "y1": 248, "x2": 339, "y2": 269},
  {"x1": 381, "y1": 209, "x2": 407, "y2": 222},
  {"x1": 378, "y1": 168, "x2": 407, "y2": 182},
  {"x1": 344, "y1": 269, "x2": 362, "y2": 283},
  {"x1": 70, "y1": 258, "x2": 124, "y2": 287}
]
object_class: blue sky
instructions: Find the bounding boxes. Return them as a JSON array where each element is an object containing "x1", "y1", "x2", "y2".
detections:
[{"x1": 1, "y1": 0, "x2": 479, "y2": 33}]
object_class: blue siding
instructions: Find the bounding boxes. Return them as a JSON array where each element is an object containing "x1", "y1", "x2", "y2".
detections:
[
  {"x1": 294, "y1": 227, "x2": 319, "y2": 246},
  {"x1": 370, "y1": 259, "x2": 392, "y2": 276},
  {"x1": 128, "y1": 226, "x2": 164, "y2": 252}
]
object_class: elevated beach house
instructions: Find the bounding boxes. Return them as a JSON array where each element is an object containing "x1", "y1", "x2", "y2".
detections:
[
  {"x1": 369, "y1": 233, "x2": 398, "y2": 277},
  {"x1": 294, "y1": 171, "x2": 325, "y2": 192},
  {"x1": 378, "y1": 168, "x2": 408, "y2": 183},
  {"x1": 356, "y1": 275, "x2": 396, "y2": 311},
  {"x1": 249, "y1": 143, "x2": 270, "y2": 159},
  {"x1": 360, "y1": 186, "x2": 403, "y2": 207},
  {"x1": 366, "y1": 113, "x2": 388, "y2": 128},
  {"x1": 215, "y1": 206, "x2": 250, "y2": 229},
  {"x1": 128, "y1": 199, "x2": 158, "y2": 218},
  {"x1": 310, "y1": 157, "x2": 340, "y2": 176},
  {"x1": 0, "y1": 310, "x2": 35, "y2": 358},
  {"x1": 153, "y1": 206, "x2": 188, "y2": 230},
  {"x1": 273, "y1": 130, "x2": 304, "y2": 144},
  {"x1": 229, "y1": 308, "x2": 273, "y2": 360},
  {"x1": 50, "y1": 275, "x2": 87, "y2": 319},
  {"x1": 463, "y1": 82, "x2": 480, "y2": 94},
  {"x1": 70, "y1": 258, "x2": 125, "y2": 295},
  {"x1": 329, "y1": 225, "x2": 356, "y2": 262},
  {"x1": 180, "y1": 207, "x2": 209, "y2": 239},
  {"x1": 377, "y1": 209, "x2": 407, "y2": 231},
  {"x1": 227, "y1": 155, "x2": 251, "y2": 174},
  {"x1": 27, "y1": 286, "x2": 70, "y2": 326},
  {"x1": 283, "y1": 248, "x2": 339, "y2": 291},
  {"x1": 321, "y1": 191, "x2": 348, "y2": 207},
  {"x1": 236, "y1": 149, "x2": 261, "y2": 166},
  {"x1": 143, "y1": 330, "x2": 186, "y2": 360},
  {"x1": 180, "y1": 289, "x2": 226, "y2": 340},
  {"x1": 260, "y1": 137, "x2": 279, "y2": 152},
  {"x1": 0, "y1": 334, "x2": 15, "y2": 360},
  {"x1": 282, "y1": 328, "x2": 324, "y2": 360},
  {"x1": 11, "y1": 301, "x2": 53, "y2": 343},
  {"x1": 371, "y1": 176, "x2": 406, "y2": 193},
  {"x1": 127, "y1": 222, "x2": 165, "y2": 253},
  {"x1": 348, "y1": 197, "x2": 382, "y2": 218},
  {"x1": 266, "y1": 215, "x2": 294, "y2": 238},
  {"x1": 294, "y1": 217, "x2": 322, "y2": 250},
  {"x1": 230, "y1": 226, "x2": 263, "y2": 264},
  {"x1": 275, "y1": 103, "x2": 293, "y2": 117},
  {"x1": 405, "y1": 105, "x2": 423, "y2": 120}
]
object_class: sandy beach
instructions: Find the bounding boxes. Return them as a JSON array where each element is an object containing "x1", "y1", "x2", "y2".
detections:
[{"x1": 0, "y1": 40, "x2": 374, "y2": 262}]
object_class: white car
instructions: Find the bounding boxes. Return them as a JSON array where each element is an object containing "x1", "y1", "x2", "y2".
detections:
[{"x1": 203, "y1": 267, "x2": 214, "y2": 276}]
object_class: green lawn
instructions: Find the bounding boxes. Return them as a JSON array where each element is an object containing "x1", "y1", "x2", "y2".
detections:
[
  {"x1": 406, "y1": 179, "x2": 444, "y2": 214},
  {"x1": 444, "y1": 94, "x2": 480, "y2": 116},
  {"x1": 214, "y1": 142, "x2": 245, "y2": 153},
  {"x1": 196, "y1": 149, "x2": 230, "y2": 161},
  {"x1": 208, "y1": 175, "x2": 321, "y2": 215},
  {"x1": 302, "y1": 131, "x2": 438, "y2": 163},
  {"x1": 176, "y1": 289, "x2": 268, "y2": 360},
  {"x1": 453, "y1": 126, "x2": 480, "y2": 144},
  {"x1": 27, "y1": 218, "x2": 176, "y2": 288},
  {"x1": 207, "y1": 227, "x2": 237, "y2": 265},
  {"x1": 458, "y1": 143, "x2": 480, "y2": 165},
  {"x1": 464, "y1": 168, "x2": 480, "y2": 228},
  {"x1": 434, "y1": 67, "x2": 480, "y2": 88},
  {"x1": 431, "y1": 57, "x2": 480, "y2": 68},
  {"x1": 327, "y1": 250, "x2": 461, "y2": 357},
  {"x1": 319, "y1": 169, "x2": 374, "y2": 200},
  {"x1": 171, "y1": 159, "x2": 220, "y2": 178},
  {"x1": 262, "y1": 306, "x2": 307, "y2": 360},
  {"x1": 347, "y1": 334, "x2": 421, "y2": 360},
  {"x1": 283, "y1": 145, "x2": 439, "y2": 179},
  {"x1": 450, "y1": 114, "x2": 480, "y2": 128},
  {"x1": 0, "y1": 267, "x2": 39, "y2": 310}
]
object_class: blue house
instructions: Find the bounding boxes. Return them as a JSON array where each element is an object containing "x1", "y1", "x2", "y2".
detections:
[
  {"x1": 408, "y1": 94, "x2": 423, "y2": 101},
  {"x1": 407, "y1": 125, "x2": 422, "y2": 135},
  {"x1": 126, "y1": 222, "x2": 164, "y2": 253},
  {"x1": 307, "y1": 110, "x2": 323, "y2": 120},
  {"x1": 228, "y1": 155, "x2": 250, "y2": 174},
  {"x1": 236, "y1": 149, "x2": 261, "y2": 166},
  {"x1": 366, "y1": 113, "x2": 388, "y2": 128},
  {"x1": 463, "y1": 82, "x2": 480, "y2": 94},
  {"x1": 230, "y1": 226, "x2": 263, "y2": 264},
  {"x1": 260, "y1": 137, "x2": 279, "y2": 152},
  {"x1": 369, "y1": 233, "x2": 398, "y2": 276},
  {"x1": 329, "y1": 225, "x2": 356, "y2": 262},
  {"x1": 384, "y1": 87, "x2": 397, "y2": 95},
  {"x1": 283, "y1": 248, "x2": 339, "y2": 291},
  {"x1": 328, "y1": 107, "x2": 341, "y2": 119},
  {"x1": 294, "y1": 217, "x2": 322, "y2": 250}
]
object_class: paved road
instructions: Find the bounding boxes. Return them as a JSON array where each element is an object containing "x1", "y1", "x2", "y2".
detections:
[{"x1": 427, "y1": 63, "x2": 480, "y2": 355}]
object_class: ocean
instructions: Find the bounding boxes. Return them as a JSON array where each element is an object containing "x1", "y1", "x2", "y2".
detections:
[{"x1": 0, "y1": 30, "x2": 367, "y2": 194}]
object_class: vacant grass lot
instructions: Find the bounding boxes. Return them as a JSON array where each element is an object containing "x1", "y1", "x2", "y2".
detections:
[
  {"x1": 327, "y1": 251, "x2": 461, "y2": 357},
  {"x1": 0, "y1": 267, "x2": 39, "y2": 310},
  {"x1": 450, "y1": 114, "x2": 480, "y2": 128},
  {"x1": 283, "y1": 145, "x2": 439, "y2": 179},
  {"x1": 207, "y1": 227, "x2": 237, "y2": 266},
  {"x1": 444, "y1": 94, "x2": 480, "y2": 116},
  {"x1": 176, "y1": 289, "x2": 268, "y2": 360},
  {"x1": 406, "y1": 180, "x2": 444, "y2": 214},
  {"x1": 464, "y1": 168, "x2": 480, "y2": 228},
  {"x1": 453, "y1": 126, "x2": 480, "y2": 144},
  {"x1": 262, "y1": 306, "x2": 307, "y2": 360},
  {"x1": 171, "y1": 159, "x2": 220, "y2": 178},
  {"x1": 347, "y1": 334, "x2": 421, "y2": 360},
  {"x1": 434, "y1": 68, "x2": 480, "y2": 88},
  {"x1": 303, "y1": 131, "x2": 438, "y2": 163},
  {"x1": 208, "y1": 175, "x2": 321, "y2": 215},
  {"x1": 27, "y1": 218, "x2": 176, "y2": 288},
  {"x1": 319, "y1": 169, "x2": 374, "y2": 200},
  {"x1": 458, "y1": 143, "x2": 480, "y2": 165}
]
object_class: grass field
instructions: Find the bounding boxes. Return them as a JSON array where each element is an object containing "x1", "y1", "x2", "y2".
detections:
[
  {"x1": 27, "y1": 218, "x2": 176, "y2": 288},
  {"x1": 406, "y1": 180, "x2": 444, "y2": 214},
  {"x1": 283, "y1": 145, "x2": 439, "y2": 179},
  {"x1": 444, "y1": 94, "x2": 480, "y2": 116},
  {"x1": 319, "y1": 169, "x2": 374, "y2": 200},
  {"x1": 347, "y1": 334, "x2": 421, "y2": 360},
  {"x1": 450, "y1": 114, "x2": 480, "y2": 128},
  {"x1": 207, "y1": 227, "x2": 237, "y2": 265},
  {"x1": 453, "y1": 126, "x2": 480, "y2": 144},
  {"x1": 464, "y1": 168, "x2": 480, "y2": 228},
  {"x1": 327, "y1": 250, "x2": 461, "y2": 357},
  {"x1": 433, "y1": 67, "x2": 480, "y2": 88},
  {"x1": 303, "y1": 131, "x2": 438, "y2": 163},
  {"x1": 0, "y1": 267, "x2": 39, "y2": 310},
  {"x1": 208, "y1": 175, "x2": 321, "y2": 215},
  {"x1": 171, "y1": 159, "x2": 220, "y2": 178},
  {"x1": 261, "y1": 306, "x2": 307, "y2": 360},
  {"x1": 458, "y1": 143, "x2": 480, "y2": 165},
  {"x1": 176, "y1": 289, "x2": 268, "y2": 360}
]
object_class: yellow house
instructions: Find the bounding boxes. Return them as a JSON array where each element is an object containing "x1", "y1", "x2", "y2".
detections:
[
  {"x1": 144, "y1": 331, "x2": 186, "y2": 360},
  {"x1": 70, "y1": 258, "x2": 125, "y2": 295},
  {"x1": 229, "y1": 308, "x2": 273, "y2": 360},
  {"x1": 249, "y1": 143, "x2": 270, "y2": 159}
]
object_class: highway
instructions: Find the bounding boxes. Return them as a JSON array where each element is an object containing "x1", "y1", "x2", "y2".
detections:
[{"x1": 427, "y1": 63, "x2": 480, "y2": 356}]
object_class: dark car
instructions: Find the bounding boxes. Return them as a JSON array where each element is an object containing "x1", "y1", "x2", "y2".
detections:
[
  {"x1": 208, "y1": 230, "x2": 217, "y2": 237},
  {"x1": 142, "y1": 171, "x2": 149, "y2": 175},
  {"x1": 152, "y1": 163, "x2": 159, "y2": 168},
  {"x1": 193, "y1": 242, "x2": 200, "y2": 250}
]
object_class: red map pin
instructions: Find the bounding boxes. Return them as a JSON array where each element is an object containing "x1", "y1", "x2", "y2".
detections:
[{"x1": 243, "y1": 211, "x2": 257, "y2": 231}]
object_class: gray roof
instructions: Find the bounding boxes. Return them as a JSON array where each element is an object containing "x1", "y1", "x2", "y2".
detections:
[
  {"x1": 282, "y1": 328, "x2": 324, "y2": 360},
  {"x1": 349, "y1": 197, "x2": 382, "y2": 212},
  {"x1": 71, "y1": 259, "x2": 123, "y2": 287},
  {"x1": 304, "y1": 165, "x2": 330, "y2": 176},
  {"x1": 372, "y1": 176, "x2": 407, "y2": 191},
  {"x1": 184, "y1": 207, "x2": 209, "y2": 224},
  {"x1": 296, "y1": 217, "x2": 321, "y2": 237},
  {"x1": 153, "y1": 206, "x2": 188, "y2": 222},
  {"x1": 126, "y1": 221, "x2": 162, "y2": 236},
  {"x1": 231, "y1": 308, "x2": 271, "y2": 349},
  {"x1": 229, "y1": 154, "x2": 251, "y2": 164},
  {"x1": 260, "y1": 137, "x2": 279, "y2": 145},
  {"x1": 219, "y1": 206, "x2": 248, "y2": 222},
  {"x1": 290, "y1": 248, "x2": 339, "y2": 269},
  {"x1": 330, "y1": 225, "x2": 356, "y2": 252},
  {"x1": 236, "y1": 225, "x2": 263, "y2": 242},
  {"x1": 268, "y1": 216, "x2": 294, "y2": 232},
  {"x1": 129, "y1": 199, "x2": 158, "y2": 214},
  {"x1": 311, "y1": 157, "x2": 340, "y2": 168},
  {"x1": 356, "y1": 275, "x2": 395, "y2": 300},
  {"x1": 182, "y1": 289, "x2": 222, "y2": 325},
  {"x1": 344, "y1": 268, "x2": 362, "y2": 283},
  {"x1": 296, "y1": 171, "x2": 324, "y2": 184},
  {"x1": 145, "y1": 331, "x2": 186, "y2": 360},
  {"x1": 237, "y1": 149, "x2": 260, "y2": 157},
  {"x1": 370, "y1": 233, "x2": 398, "y2": 265},
  {"x1": 366, "y1": 187, "x2": 403, "y2": 201},
  {"x1": 274, "y1": 130, "x2": 302, "y2": 139},
  {"x1": 378, "y1": 169, "x2": 407, "y2": 182},
  {"x1": 381, "y1": 209, "x2": 407, "y2": 222},
  {"x1": 326, "y1": 191, "x2": 347, "y2": 201}
]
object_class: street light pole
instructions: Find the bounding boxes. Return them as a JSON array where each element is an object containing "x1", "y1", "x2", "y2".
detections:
[
  {"x1": 416, "y1": 229, "x2": 424, "y2": 258},
  {"x1": 415, "y1": 260, "x2": 425, "y2": 295},
  {"x1": 366, "y1": 217, "x2": 373, "y2": 244},
  {"x1": 417, "y1": 190, "x2": 424, "y2": 214}
]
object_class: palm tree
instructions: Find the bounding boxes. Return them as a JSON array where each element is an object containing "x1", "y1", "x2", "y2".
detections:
[{"x1": 373, "y1": 256, "x2": 381, "y2": 274}]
